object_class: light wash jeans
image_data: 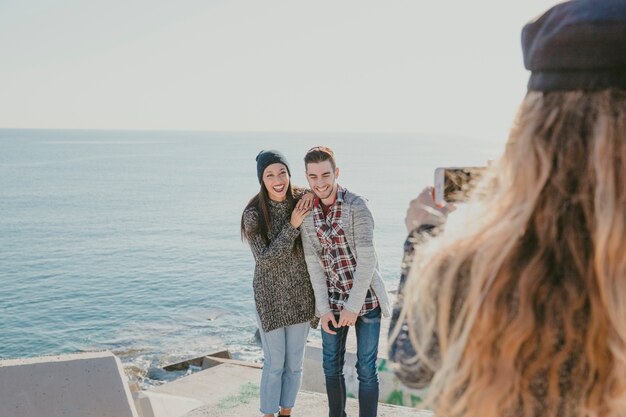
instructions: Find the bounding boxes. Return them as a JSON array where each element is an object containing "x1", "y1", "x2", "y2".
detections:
[{"x1": 256, "y1": 315, "x2": 310, "y2": 415}]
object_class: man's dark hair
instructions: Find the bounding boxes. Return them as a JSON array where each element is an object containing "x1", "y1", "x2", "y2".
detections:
[{"x1": 304, "y1": 146, "x2": 336, "y2": 170}]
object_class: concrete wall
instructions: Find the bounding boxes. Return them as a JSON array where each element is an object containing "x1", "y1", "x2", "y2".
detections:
[
  {"x1": 0, "y1": 351, "x2": 138, "y2": 417},
  {"x1": 133, "y1": 391, "x2": 203, "y2": 417},
  {"x1": 302, "y1": 345, "x2": 427, "y2": 408}
]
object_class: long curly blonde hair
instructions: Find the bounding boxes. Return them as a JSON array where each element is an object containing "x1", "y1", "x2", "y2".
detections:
[{"x1": 399, "y1": 89, "x2": 626, "y2": 417}]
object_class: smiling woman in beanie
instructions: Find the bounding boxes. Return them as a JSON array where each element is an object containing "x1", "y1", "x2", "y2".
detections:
[
  {"x1": 241, "y1": 150, "x2": 317, "y2": 417},
  {"x1": 389, "y1": 1, "x2": 626, "y2": 417}
]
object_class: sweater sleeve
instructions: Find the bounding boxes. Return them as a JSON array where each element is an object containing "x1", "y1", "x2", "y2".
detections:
[
  {"x1": 343, "y1": 198, "x2": 378, "y2": 314},
  {"x1": 243, "y1": 208, "x2": 300, "y2": 263},
  {"x1": 301, "y1": 224, "x2": 332, "y2": 317},
  {"x1": 388, "y1": 224, "x2": 439, "y2": 389}
]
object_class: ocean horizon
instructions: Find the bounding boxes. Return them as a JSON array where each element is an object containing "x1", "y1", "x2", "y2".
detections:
[{"x1": 0, "y1": 128, "x2": 504, "y2": 386}]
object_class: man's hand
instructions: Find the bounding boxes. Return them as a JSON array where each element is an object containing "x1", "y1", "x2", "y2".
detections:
[
  {"x1": 338, "y1": 309, "x2": 358, "y2": 327},
  {"x1": 321, "y1": 311, "x2": 338, "y2": 335}
]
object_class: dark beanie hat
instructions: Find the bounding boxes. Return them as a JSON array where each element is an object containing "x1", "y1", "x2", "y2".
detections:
[
  {"x1": 522, "y1": 0, "x2": 626, "y2": 91},
  {"x1": 256, "y1": 150, "x2": 291, "y2": 184}
]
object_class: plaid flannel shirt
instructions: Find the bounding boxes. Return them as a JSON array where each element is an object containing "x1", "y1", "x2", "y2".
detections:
[{"x1": 313, "y1": 186, "x2": 379, "y2": 316}]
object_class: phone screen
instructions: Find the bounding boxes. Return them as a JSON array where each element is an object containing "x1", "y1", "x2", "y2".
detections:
[{"x1": 435, "y1": 167, "x2": 486, "y2": 203}]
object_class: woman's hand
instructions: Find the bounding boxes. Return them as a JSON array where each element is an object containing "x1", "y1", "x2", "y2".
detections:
[
  {"x1": 296, "y1": 192, "x2": 314, "y2": 211},
  {"x1": 405, "y1": 186, "x2": 456, "y2": 232},
  {"x1": 290, "y1": 205, "x2": 311, "y2": 229}
]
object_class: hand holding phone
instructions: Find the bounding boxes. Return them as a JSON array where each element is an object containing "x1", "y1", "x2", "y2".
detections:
[{"x1": 405, "y1": 187, "x2": 455, "y2": 233}]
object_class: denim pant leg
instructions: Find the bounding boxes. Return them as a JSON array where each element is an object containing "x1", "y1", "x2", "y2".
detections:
[
  {"x1": 355, "y1": 307, "x2": 381, "y2": 417},
  {"x1": 321, "y1": 315, "x2": 349, "y2": 417},
  {"x1": 279, "y1": 321, "x2": 310, "y2": 409},
  {"x1": 256, "y1": 315, "x2": 285, "y2": 415}
]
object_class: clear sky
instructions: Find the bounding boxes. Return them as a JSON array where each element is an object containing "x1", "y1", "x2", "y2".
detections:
[{"x1": 0, "y1": 0, "x2": 560, "y2": 141}]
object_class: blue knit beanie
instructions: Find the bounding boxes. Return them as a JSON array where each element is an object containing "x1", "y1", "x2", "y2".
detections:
[
  {"x1": 522, "y1": 0, "x2": 626, "y2": 91},
  {"x1": 256, "y1": 150, "x2": 291, "y2": 184}
]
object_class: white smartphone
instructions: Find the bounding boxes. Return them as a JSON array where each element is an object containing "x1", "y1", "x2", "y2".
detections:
[{"x1": 434, "y1": 167, "x2": 487, "y2": 204}]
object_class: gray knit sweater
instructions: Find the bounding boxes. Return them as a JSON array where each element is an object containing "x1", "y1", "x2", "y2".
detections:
[
  {"x1": 300, "y1": 188, "x2": 391, "y2": 318},
  {"x1": 243, "y1": 199, "x2": 316, "y2": 332}
]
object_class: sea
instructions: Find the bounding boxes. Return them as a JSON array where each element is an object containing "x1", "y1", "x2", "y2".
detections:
[{"x1": 0, "y1": 128, "x2": 504, "y2": 386}]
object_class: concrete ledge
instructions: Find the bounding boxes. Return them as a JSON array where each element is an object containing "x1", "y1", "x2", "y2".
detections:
[
  {"x1": 182, "y1": 388, "x2": 432, "y2": 417},
  {"x1": 133, "y1": 391, "x2": 204, "y2": 417},
  {"x1": 303, "y1": 344, "x2": 427, "y2": 408},
  {"x1": 0, "y1": 351, "x2": 138, "y2": 417},
  {"x1": 302, "y1": 299, "x2": 428, "y2": 408},
  {"x1": 152, "y1": 362, "x2": 262, "y2": 405},
  {"x1": 146, "y1": 362, "x2": 429, "y2": 417}
]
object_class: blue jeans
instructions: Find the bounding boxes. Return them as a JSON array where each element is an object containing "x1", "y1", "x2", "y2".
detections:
[
  {"x1": 321, "y1": 307, "x2": 381, "y2": 417},
  {"x1": 256, "y1": 315, "x2": 310, "y2": 415}
]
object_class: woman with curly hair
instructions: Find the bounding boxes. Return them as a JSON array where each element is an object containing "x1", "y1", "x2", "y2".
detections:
[{"x1": 390, "y1": 1, "x2": 626, "y2": 417}]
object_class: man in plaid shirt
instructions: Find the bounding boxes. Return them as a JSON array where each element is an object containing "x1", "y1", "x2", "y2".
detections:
[{"x1": 300, "y1": 146, "x2": 391, "y2": 417}]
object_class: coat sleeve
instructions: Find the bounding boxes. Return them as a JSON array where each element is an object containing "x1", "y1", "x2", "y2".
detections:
[
  {"x1": 301, "y1": 223, "x2": 332, "y2": 317},
  {"x1": 343, "y1": 198, "x2": 378, "y2": 314},
  {"x1": 388, "y1": 225, "x2": 439, "y2": 389},
  {"x1": 243, "y1": 208, "x2": 300, "y2": 263}
]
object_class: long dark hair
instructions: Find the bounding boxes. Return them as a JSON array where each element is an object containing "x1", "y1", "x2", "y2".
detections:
[{"x1": 241, "y1": 177, "x2": 305, "y2": 253}]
